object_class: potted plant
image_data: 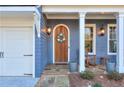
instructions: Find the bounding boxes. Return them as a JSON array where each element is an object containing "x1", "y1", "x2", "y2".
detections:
[
  {"x1": 106, "y1": 44, "x2": 116, "y2": 73},
  {"x1": 69, "y1": 61, "x2": 78, "y2": 72},
  {"x1": 106, "y1": 61, "x2": 116, "y2": 73}
]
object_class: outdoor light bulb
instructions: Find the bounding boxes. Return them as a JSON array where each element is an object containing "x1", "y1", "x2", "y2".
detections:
[
  {"x1": 101, "y1": 29, "x2": 105, "y2": 34},
  {"x1": 47, "y1": 28, "x2": 51, "y2": 33},
  {"x1": 99, "y1": 25, "x2": 105, "y2": 36}
]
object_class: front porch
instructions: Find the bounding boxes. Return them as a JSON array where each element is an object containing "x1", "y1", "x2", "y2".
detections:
[
  {"x1": 34, "y1": 5, "x2": 124, "y2": 78},
  {"x1": 43, "y1": 12, "x2": 119, "y2": 73}
]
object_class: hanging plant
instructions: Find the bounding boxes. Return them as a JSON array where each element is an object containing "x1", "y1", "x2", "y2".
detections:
[{"x1": 57, "y1": 33, "x2": 66, "y2": 43}]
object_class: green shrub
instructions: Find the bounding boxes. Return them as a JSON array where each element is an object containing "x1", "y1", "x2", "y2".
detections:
[
  {"x1": 92, "y1": 83, "x2": 102, "y2": 87},
  {"x1": 107, "y1": 71, "x2": 123, "y2": 81},
  {"x1": 80, "y1": 70, "x2": 95, "y2": 80}
]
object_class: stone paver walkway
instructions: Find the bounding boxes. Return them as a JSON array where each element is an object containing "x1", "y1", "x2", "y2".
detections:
[{"x1": 35, "y1": 64, "x2": 70, "y2": 87}]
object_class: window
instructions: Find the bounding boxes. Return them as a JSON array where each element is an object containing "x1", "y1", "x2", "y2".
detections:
[
  {"x1": 85, "y1": 24, "x2": 96, "y2": 55},
  {"x1": 108, "y1": 24, "x2": 117, "y2": 55}
]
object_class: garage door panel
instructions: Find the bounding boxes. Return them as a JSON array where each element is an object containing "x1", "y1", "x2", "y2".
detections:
[
  {"x1": 4, "y1": 40, "x2": 26, "y2": 58},
  {"x1": 0, "y1": 29, "x2": 3, "y2": 76},
  {"x1": 2, "y1": 28, "x2": 32, "y2": 39},
  {"x1": 3, "y1": 28, "x2": 33, "y2": 58},
  {"x1": 0, "y1": 27, "x2": 33, "y2": 76},
  {"x1": 4, "y1": 39, "x2": 33, "y2": 58},
  {"x1": 0, "y1": 59, "x2": 3, "y2": 76},
  {"x1": 2, "y1": 58, "x2": 33, "y2": 76}
]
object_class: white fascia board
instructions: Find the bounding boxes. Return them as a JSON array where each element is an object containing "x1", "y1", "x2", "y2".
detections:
[
  {"x1": 42, "y1": 5, "x2": 124, "y2": 13},
  {"x1": 0, "y1": 6, "x2": 35, "y2": 12}
]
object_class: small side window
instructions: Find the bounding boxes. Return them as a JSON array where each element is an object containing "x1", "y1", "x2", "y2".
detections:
[
  {"x1": 108, "y1": 24, "x2": 117, "y2": 55},
  {"x1": 85, "y1": 24, "x2": 96, "y2": 55}
]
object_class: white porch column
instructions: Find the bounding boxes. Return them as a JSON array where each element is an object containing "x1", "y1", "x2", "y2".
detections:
[
  {"x1": 79, "y1": 12, "x2": 86, "y2": 72},
  {"x1": 116, "y1": 12, "x2": 124, "y2": 73}
]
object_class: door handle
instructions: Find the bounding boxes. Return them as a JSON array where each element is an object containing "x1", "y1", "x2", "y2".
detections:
[
  {"x1": 0, "y1": 52, "x2": 4, "y2": 58},
  {"x1": 2, "y1": 52, "x2": 4, "y2": 58},
  {"x1": 24, "y1": 54, "x2": 33, "y2": 56}
]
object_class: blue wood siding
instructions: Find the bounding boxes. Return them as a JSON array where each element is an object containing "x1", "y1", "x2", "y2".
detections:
[
  {"x1": 35, "y1": 8, "x2": 48, "y2": 77},
  {"x1": 47, "y1": 19, "x2": 116, "y2": 64}
]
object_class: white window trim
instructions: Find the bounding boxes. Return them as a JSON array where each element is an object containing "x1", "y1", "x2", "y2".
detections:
[
  {"x1": 107, "y1": 24, "x2": 117, "y2": 55},
  {"x1": 85, "y1": 24, "x2": 96, "y2": 55}
]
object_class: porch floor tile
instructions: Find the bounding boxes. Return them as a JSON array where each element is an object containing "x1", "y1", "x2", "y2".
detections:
[{"x1": 35, "y1": 64, "x2": 70, "y2": 87}]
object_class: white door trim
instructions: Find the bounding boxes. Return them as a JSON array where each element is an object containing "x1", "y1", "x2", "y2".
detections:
[
  {"x1": 107, "y1": 24, "x2": 117, "y2": 55},
  {"x1": 32, "y1": 24, "x2": 35, "y2": 78},
  {"x1": 53, "y1": 24, "x2": 70, "y2": 64},
  {"x1": 85, "y1": 24, "x2": 96, "y2": 55}
]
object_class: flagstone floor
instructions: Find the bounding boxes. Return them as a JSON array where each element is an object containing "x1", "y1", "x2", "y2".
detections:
[{"x1": 35, "y1": 64, "x2": 70, "y2": 87}]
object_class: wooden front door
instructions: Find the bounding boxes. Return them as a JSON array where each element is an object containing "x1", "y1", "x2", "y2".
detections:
[{"x1": 55, "y1": 26, "x2": 68, "y2": 63}]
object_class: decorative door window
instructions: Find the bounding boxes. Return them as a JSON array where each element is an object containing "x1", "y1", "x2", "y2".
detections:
[
  {"x1": 85, "y1": 24, "x2": 96, "y2": 55},
  {"x1": 108, "y1": 24, "x2": 117, "y2": 55}
]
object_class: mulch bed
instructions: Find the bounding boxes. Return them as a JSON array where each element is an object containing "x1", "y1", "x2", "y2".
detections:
[{"x1": 69, "y1": 73, "x2": 124, "y2": 87}]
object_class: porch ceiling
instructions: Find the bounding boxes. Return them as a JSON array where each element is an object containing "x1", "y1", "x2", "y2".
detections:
[{"x1": 45, "y1": 12, "x2": 116, "y2": 19}]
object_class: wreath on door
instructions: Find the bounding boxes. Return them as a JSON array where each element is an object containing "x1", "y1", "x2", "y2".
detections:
[{"x1": 57, "y1": 33, "x2": 66, "y2": 43}]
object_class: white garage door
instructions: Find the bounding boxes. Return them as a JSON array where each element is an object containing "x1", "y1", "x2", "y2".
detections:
[{"x1": 0, "y1": 27, "x2": 33, "y2": 76}]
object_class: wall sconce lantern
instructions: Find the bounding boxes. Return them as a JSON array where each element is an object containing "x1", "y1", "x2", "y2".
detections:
[
  {"x1": 46, "y1": 26, "x2": 52, "y2": 36},
  {"x1": 98, "y1": 24, "x2": 105, "y2": 36},
  {"x1": 41, "y1": 26, "x2": 52, "y2": 36}
]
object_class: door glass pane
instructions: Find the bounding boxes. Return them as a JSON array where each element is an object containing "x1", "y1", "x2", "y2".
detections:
[
  {"x1": 110, "y1": 26, "x2": 116, "y2": 40},
  {"x1": 85, "y1": 27, "x2": 93, "y2": 53},
  {"x1": 85, "y1": 40, "x2": 93, "y2": 53},
  {"x1": 85, "y1": 27, "x2": 93, "y2": 40},
  {"x1": 109, "y1": 40, "x2": 117, "y2": 53}
]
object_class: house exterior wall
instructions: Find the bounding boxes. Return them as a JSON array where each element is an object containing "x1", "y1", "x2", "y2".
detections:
[
  {"x1": 35, "y1": 8, "x2": 48, "y2": 77},
  {"x1": 47, "y1": 19, "x2": 116, "y2": 64}
]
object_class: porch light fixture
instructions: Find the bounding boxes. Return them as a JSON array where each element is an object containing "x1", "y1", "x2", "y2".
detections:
[
  {"x1": 46, "y1": 26, "x2": 52, "y2": 36},
  {"x1": 98, "y1": 24, "x2": 105, "y2": 36},
  {"x1": 41, "y1": 26, "x2": 52, "y2": 36}
]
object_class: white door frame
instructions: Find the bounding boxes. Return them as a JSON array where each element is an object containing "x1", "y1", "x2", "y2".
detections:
[
  {"x1": 32, "y1": 25, "x2": 35, "y2": 78},
  {"x1": 53, "y1": 24, "x2": 70, "y2": 64}
]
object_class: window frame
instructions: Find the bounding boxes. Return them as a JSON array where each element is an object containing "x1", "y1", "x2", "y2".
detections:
[
  {"x1": 107, "y1": 24, "x2": 117, "y2": 55},
  {"x1": 85, "y1": 24, "x2": 96, "y2": 55}
]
